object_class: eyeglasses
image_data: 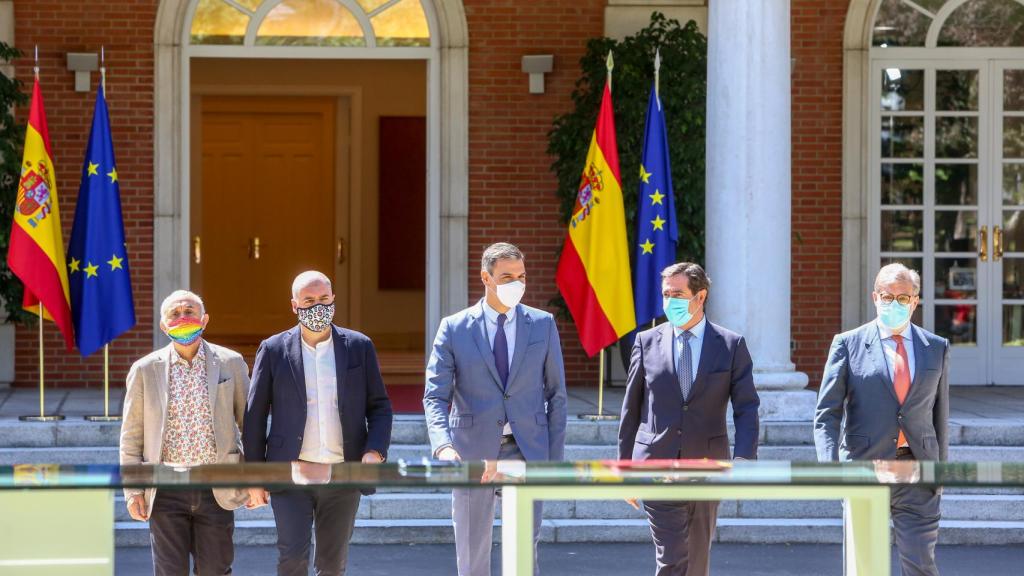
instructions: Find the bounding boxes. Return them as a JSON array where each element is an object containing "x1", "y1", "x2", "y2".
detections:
[{"x1": 877, "y1": 292, "x2": 916, "y2": 306}]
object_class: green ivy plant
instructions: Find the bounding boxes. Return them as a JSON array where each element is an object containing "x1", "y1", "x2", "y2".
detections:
[
  {"x1": 0, "y1": 43, "x2": 30, "y2": 325},
  {"x1": 548, "y1": 12, "x2": 707, "y2": 324}
]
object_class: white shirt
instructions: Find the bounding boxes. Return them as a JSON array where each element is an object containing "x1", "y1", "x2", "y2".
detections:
[
  {"x1": 876, "y1": 320, "x2": 917, "y2": 384},
  {"x1": 298, "y1": 337, "x2": 344, "y2": 463},
  {"x1": 482, "y1": 301, "x2": 516, "y2": 435},
  {"x1": 673, "y1": 316, "x2": 707, "y2": 383}
]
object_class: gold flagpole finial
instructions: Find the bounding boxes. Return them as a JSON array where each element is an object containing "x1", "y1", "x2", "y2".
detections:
[
  {"x1": 654, "y1": 48, "x2": 662, "y2": 106},
  {"x1": 606, "y1": 51, "x2": 614, "y2": 92},
  {"x1": 33, "y1": 45, "x2": 39, "y2": 79},
  {"x1": 100, "y1": 46, "x2": 106, "y2": 93}
]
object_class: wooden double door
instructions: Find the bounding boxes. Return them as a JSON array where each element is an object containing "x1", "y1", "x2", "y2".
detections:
[{"x1": 191, "y1": 96, "x2": 348, "y2": 355}]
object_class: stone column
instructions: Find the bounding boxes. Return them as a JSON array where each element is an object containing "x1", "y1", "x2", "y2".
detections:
[{"x1": 706, "y1": 0, "x2": 811, "y2": 420}]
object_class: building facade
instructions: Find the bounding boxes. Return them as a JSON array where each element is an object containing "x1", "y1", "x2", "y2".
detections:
[{"x1": 2, "y1": 0, "x2": 1021, "y2": 390}]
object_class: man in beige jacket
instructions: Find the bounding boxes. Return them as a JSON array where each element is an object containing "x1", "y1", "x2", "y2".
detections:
[{"x1": 119, "y1": 289, "x2": 255, "y2": 576}]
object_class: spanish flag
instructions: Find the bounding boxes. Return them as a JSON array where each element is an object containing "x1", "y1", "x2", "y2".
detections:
[
  {"x1": 7, "y1": 75, "x2": 75, "y2": 350},
  {"x1": 556, "y1": 62, "x2": 636, "y2": 357}
]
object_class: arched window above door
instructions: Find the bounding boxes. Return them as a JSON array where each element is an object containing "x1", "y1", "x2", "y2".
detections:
[
  {"x1": 189, "y1": 0, "x2": 431, "y2": 47},
  {"x1": 872, "y1": 0, "x2": 1024, "y2": 48}
]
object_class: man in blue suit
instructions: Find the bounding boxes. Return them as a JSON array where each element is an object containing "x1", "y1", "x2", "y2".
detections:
[
  {"x1": 424, "y1": 242, "x2": 567, "y2": 576},
  {"x1": 815, "y1": 263, "x2": 949, "y2": 576},
  {"x1": 243, "y1": 271, "x2": 393, "y2": 576},
  {"x1": 619, "y1": 262, "x2": 760, "y2": 576}
]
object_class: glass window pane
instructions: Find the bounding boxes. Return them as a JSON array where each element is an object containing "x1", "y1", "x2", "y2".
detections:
[
  {"x1": 1004, "y1": 163, "x2": 1024, "y2": 205},
  {"x1": 882, "y1": 163, "x2": 924, "y2": 205},
  {"x1": 873, "y1": 0, "x2": 932, "y2": 47},
  {"x1": 1005, "y1": 70, "x2": 1024, "y2": 111},
  {"x1": 935, "y1": 304, "x2": 977, "y2": 346},
  {"x1": 881, "y1": 69, "x2": 924, "y2": 111},
  {"x1": 935, "y1": 257, "x2": 977, "y2": 299},
  {"x1": 190, "y1": 0, "x2": 249, "y2": 45},
  {"x1": 1005, "y1": 304, "x2": 1024, "y2": 346},
  {"x1": 257, "y1": 0, "x2": 366, "y2": 46},
  {"x1": 938, "y1": 0, "x2": 1024, "y2": 47},
  {"x1": 882, "y1": 116, "x2": 924, "y2": 158},
  {"x1": 882, "y1": 210, "x2": 923, "y2": 251},
  {"x1": 1004, "y1": 259, "x2": 1024, "y2": 299},
  {"x1": 1004, "y1": 117, "x2": 1024, "y2": 158},
  {"x1": 936, "y1": 164, "x2": 978, "y2": 205},
  {"x1": 936, "y1": 70, "x2": 979, "y2": 111},
  {"x1": 936, "y1": 117, "x2": 978, "y2": 158},
  {"x1": 1003, "y1": 210, "x2": 1024, "y2": 251},
  {"x1": 935, "y1": 210, "x2": 978, "y2": 252},
  {"x1": 372, "y1": 0, "x2": 430, "y2": 47}
]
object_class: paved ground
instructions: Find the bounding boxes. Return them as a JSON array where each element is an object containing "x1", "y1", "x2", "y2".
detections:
[
  {"x1": 2, "y1": 385, "x2": 1023, "y2": 420},
  {"x1": 114, "y1": 542, "x2": 1024, "y2": 575}
]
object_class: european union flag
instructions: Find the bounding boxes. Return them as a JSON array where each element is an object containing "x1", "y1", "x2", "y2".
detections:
[
  {"x1": 68, "y1": 84, "x2": 135, "y2": 357},
  {"x1": 634, "y1": 80, "x2": 678, "y2": 326}
]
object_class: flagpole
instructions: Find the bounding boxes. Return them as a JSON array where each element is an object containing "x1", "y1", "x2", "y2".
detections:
[
  {"x1": 19, "y1": 304, "x2": 64, "y2": 421},
  {"x1": 579, "y1": 347, "x2": 617, "y2": 421}
]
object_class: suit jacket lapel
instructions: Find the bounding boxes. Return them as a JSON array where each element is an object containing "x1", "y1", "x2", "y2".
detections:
[
  {"x1": 332, "y1": 327, "x2": 348, "y2": 409},
  {"x1": 287, "y1": 328, "x2": 307, "y2": 405},
  {"x1": 909, "y1": 324, "x2": 928, "y2": 395},
  {"x1": 203, "y1": 341, "x2": 221, "y2": 446},
  {"x1": 506, "y1": 306, "x2": 531, "y2": 387},
  {"x1": 865, "y1": 324, "x2": 900, "y2": 404},
  {"x1": 689, "y1": 321, "x2": 723, "y2": 400},
  {"x1": 658, "y1": 323, "x2": 674, "y2": 377},
  {"x1": 469, "y1": 301, "x2": 504, "y2": 391}
]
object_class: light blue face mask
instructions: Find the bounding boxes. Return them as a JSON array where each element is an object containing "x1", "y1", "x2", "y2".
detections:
[
  {"x1": 663, "y1": 297, "x2": 694, "y2": 327},
  {"x1": 877, "y1": 301, "x2": 912, "y2": 330}
]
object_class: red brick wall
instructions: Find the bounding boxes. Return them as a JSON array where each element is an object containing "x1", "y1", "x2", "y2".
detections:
[
  {"x1": 464, "y1": 0, "x2": 605, "y2": 387},
  {"x1": 790, "y1": 0, "x2": 849, "y2": 385},
  {"x1": 9, "y1": 0, "x2": 852, "y2": 389},
  {"x1": 11, "y1": 1, "x2": 157, "y2": 388}
]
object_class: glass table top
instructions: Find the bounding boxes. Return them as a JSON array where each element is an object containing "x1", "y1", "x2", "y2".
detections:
[{"x1": 2, "y1": 460, "x2": 1023, "y2": 490}]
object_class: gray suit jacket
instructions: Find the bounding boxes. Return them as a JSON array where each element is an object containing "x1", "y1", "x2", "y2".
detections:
[
  {"x1": 119, "y1": 341, "x2": 250, "y2": 515},
  {"x1": 618, "y1": 321, "x2": 760, "y2": 461},
  {"x1": 423, "y1": 300, "x2": 568, "y2": 461},
  {"x1": 814, "y1": 321, "x2": 950, "y2": 462}
]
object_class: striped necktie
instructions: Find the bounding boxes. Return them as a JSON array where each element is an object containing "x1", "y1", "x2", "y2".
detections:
[{"x1": 678, "y1": 330, "x2": 694, "y2": 401}]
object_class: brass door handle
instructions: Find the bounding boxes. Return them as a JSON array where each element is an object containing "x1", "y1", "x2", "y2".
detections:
[
  {"x1": 337, "y1": 238, "x2": 346, "y2": 264},
  {"x1": 980, "y1": 226, "x2": 988, "y2": 262},
  {"x1": 249, "y1": 237, "x2": 261, "y2": 260},
  {"x1": 193, "y1": 235, "x2": 201, "y2": 264},
  {"x1": 994, "y1": 225, "x2": 1003, "y2": 261}
]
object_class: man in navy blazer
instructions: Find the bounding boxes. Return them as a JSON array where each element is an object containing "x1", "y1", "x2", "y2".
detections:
[
  {"x1": 243, "y1": 271, "x2": 393, "y2": 576},
  {"x1": 815, "y1": 263, "x2": 949, "y2": 576},
  {"x1": 619, "y1": 262, "x2": 760, "y2": 576},
  {"x1": 424, "y1": 242, "x2": 567, "y2": 576}
]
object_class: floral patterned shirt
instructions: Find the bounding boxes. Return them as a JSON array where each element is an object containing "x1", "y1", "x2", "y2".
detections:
[{"x1": 161, "y1": 346, "x2": 217, "y2": 466}]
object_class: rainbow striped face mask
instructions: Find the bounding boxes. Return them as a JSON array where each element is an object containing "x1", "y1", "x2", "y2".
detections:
[{"x1": 165, "y1": 317, "x2": 204, "y2": 345}]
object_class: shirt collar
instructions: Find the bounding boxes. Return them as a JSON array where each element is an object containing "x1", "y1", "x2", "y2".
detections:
[
  {"x1": 170, "y1": 343, "x2": 205, "y2": 368},
  {"x1": 673, "y1": 315, "x2": 706, "y2": 341},
  {"x1": 482, "y1": 300, "x2": 517, "y2": 326},
  {"x1": 301, "y1": 335, "x2": 333, "y2": 353},
  {"x1": 876, "y1": 319, "x2": 915, "y2": 343}
]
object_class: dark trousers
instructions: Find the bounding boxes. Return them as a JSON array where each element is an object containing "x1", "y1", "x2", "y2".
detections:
[
  {"x1": 270, "y1": 487, "x2": 361, "y2": 576},
  {"x1": 148, "y1": 489, "x2": 234, "y2": 576},
  {"x1": 643, "y1": 499, "x2": 719, "y2": 576},
  {"x1": 891, "y1": 453, "x2": 941, "y2": 576}
]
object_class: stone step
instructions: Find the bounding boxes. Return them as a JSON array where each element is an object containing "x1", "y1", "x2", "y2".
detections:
[
  {"x1": 111, "y1": 492, "x2": 1024, "y2": 523},
  {"x1": 7, "y1": 443, "x2": 1024, "y2": 465},
  {"x1": 112, "y1": 517, "x2": 1024, "y2": 547},
  {"x1": 3, "y1": 417, "x2": 1023, "y2": 448}
]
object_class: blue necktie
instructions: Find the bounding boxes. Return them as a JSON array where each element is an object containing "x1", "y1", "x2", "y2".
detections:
[
  {"x1": 494, "y1": 313, "x2": 509, "y2": 390},
  {"x1": 678, "y1": 330, "x2": 694, "y2": 401}
]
